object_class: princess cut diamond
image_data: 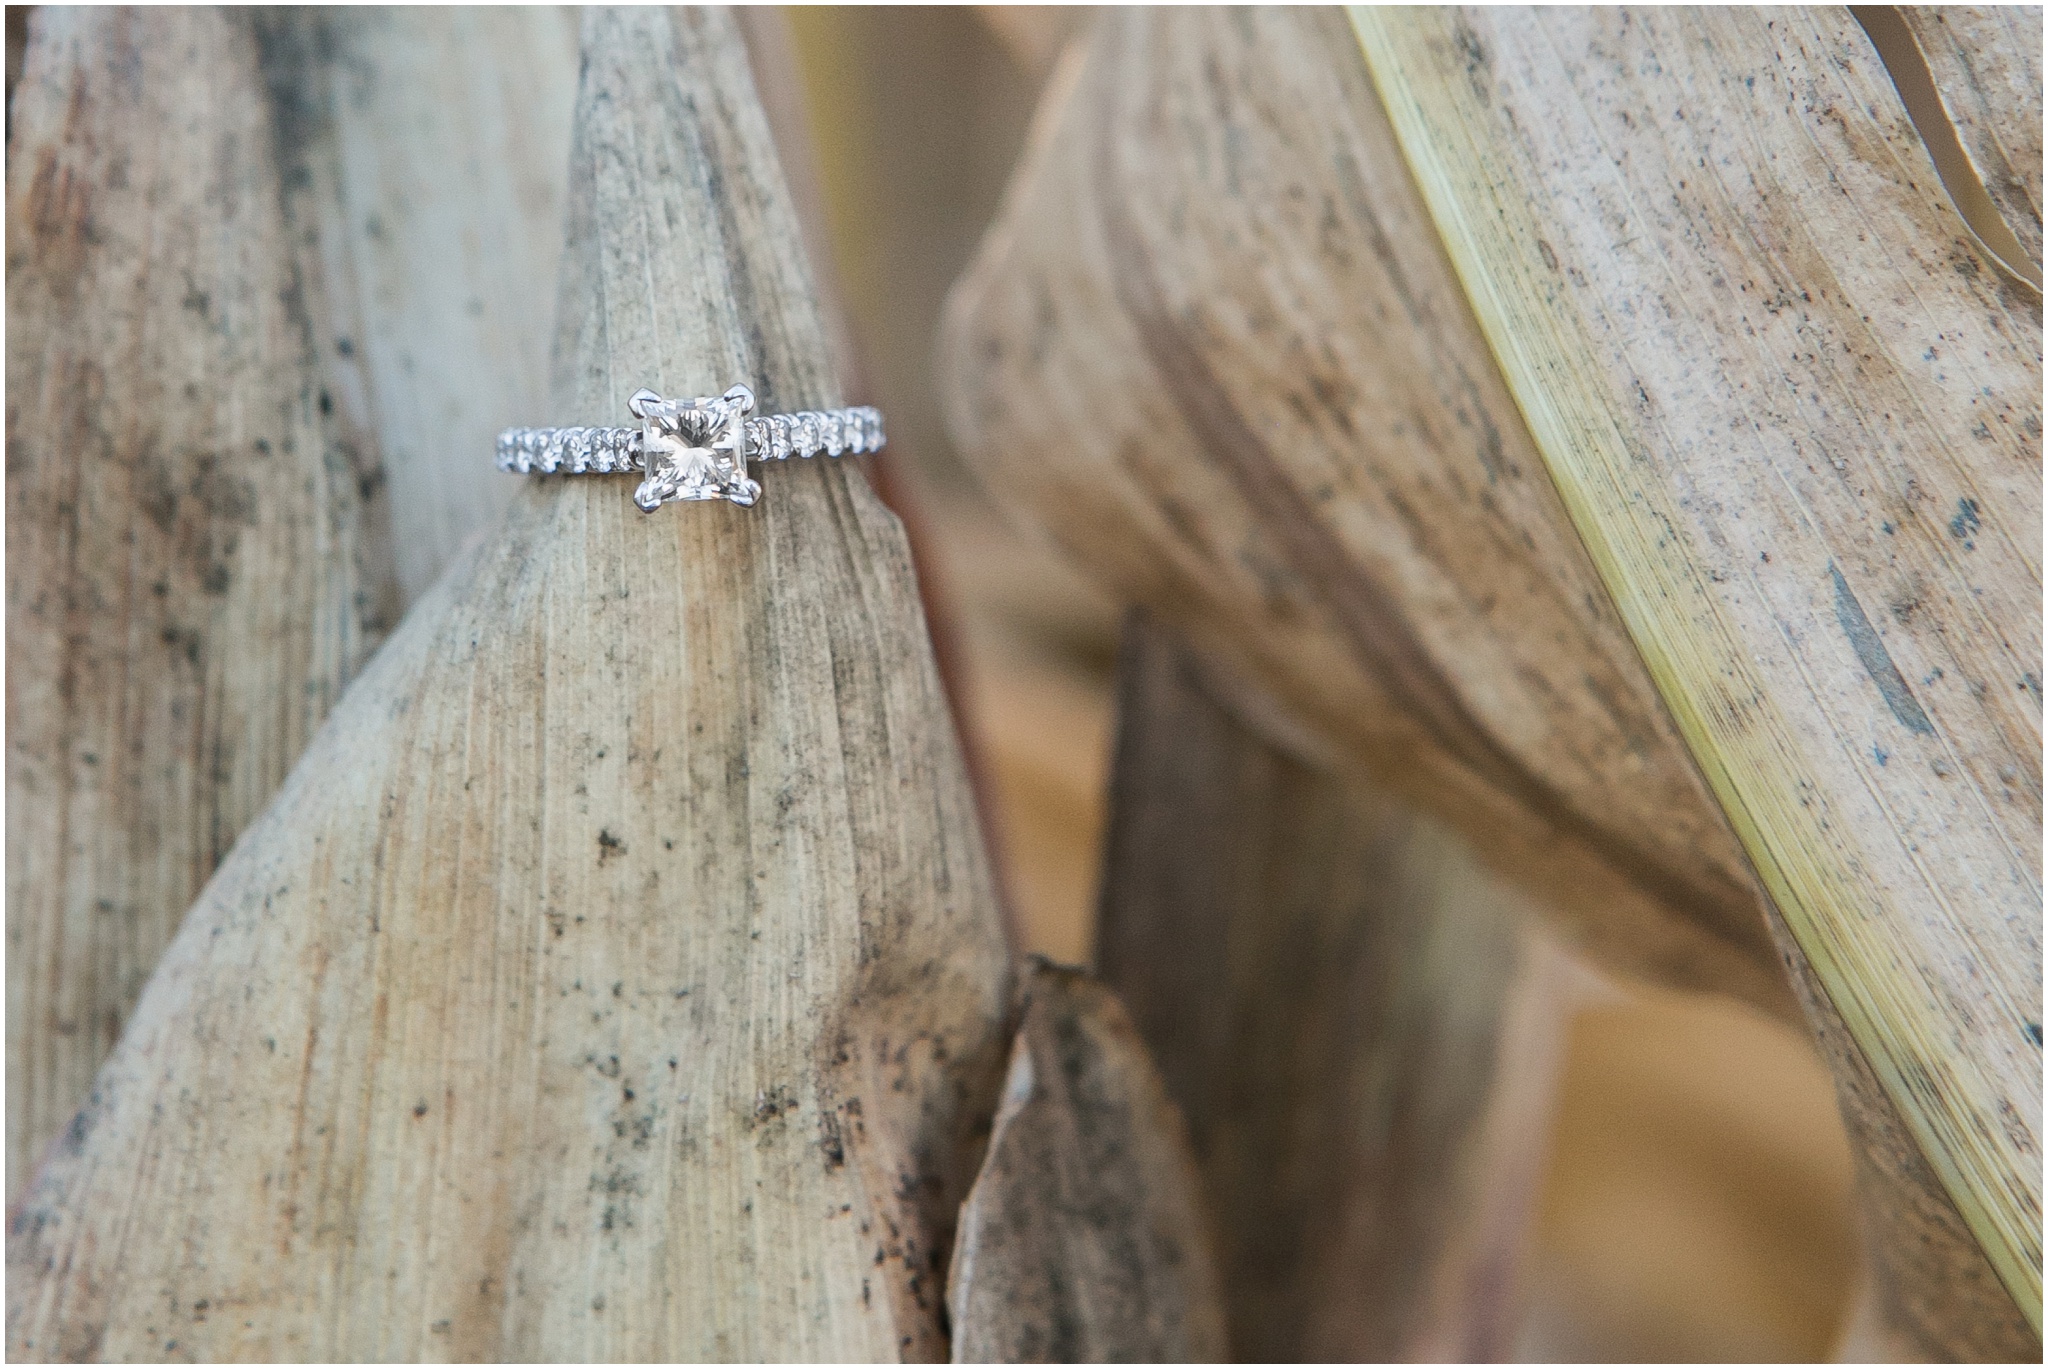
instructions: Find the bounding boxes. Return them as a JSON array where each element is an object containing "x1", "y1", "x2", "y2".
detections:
[{"x1": 631, "y1": 385, "x2": 761, "y2": 509}]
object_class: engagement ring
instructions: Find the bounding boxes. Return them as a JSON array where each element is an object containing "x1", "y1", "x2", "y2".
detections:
[{"x1": 496, "y1": 385, "x2": 883, "y2": 510}]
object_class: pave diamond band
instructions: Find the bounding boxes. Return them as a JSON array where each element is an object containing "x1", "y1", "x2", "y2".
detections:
[
  {"x1": 495, "y1": 425, "x2": 643, "y2": 475},
  {"x1": 492, "y1": 410, "x2": 883, "y2": 474},
  {"x1": 495, "y1": 384, "x2": 883, "y2": 510}
]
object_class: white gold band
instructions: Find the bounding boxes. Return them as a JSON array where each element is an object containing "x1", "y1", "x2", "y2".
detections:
[
  {"x1": 494, "y1": 405, "x2": 884, "y2": 476},
  {"x1": 494, "y1": 383, "x2": 884, "y2": 510}
]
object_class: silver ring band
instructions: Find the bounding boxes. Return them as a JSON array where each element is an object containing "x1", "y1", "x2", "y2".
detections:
[
  {"x1": 495, "y1": 384, "x2": 884, "y2": 510},
  {"x1": 494, "y1": 407, "x2": 884, "y2": 474}
]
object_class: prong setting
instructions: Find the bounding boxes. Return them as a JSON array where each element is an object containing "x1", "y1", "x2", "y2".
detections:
[{"x1": 498, "y1": 387, "x2": 881, "y2": 509}]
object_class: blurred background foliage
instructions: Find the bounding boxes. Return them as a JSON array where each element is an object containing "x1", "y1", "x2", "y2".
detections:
[{"x1": 783, "y1": 8, "x2": 1859, "y2": 1361}]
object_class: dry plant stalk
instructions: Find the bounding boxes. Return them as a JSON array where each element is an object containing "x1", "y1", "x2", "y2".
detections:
[
  {"x1": 941, "y1": 7, "x2": 1796, "y2": 1018},
  {"x1": 1096, "y1": 613, "x2": 1568, "y2": 1360},
  {"x1": 942, "y1": 4, "x2": 2038, "y2": 1356},
  {"x1": 5, "y1": 8, "x2": 400, "y2": 1200},
  {"x1": 8, "y1": 8, "x2": 1009, "y2": 1358},
  {"x1": 295, "y1": 8, "x2": 579, "y2": 604},
  {"x1": 3, "y1": 7, "x2": 576, "y2": 1202},
  {"x1": 946, "y1": 960, "x2": 1227, "y2": 1363},
  {"x1": 1355, "y1": 7, "x2": 2039, "y2": 1349}
]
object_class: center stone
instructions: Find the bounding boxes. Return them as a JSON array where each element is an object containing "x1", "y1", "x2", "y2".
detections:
[{"x1": 631, "y1": 385, "x2": 759, "y2": 510}]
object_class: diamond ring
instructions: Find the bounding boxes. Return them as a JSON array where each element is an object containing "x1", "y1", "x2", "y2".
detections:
[{"x1": 496, "y1": 385, "x2": 884, "y2": 510}]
